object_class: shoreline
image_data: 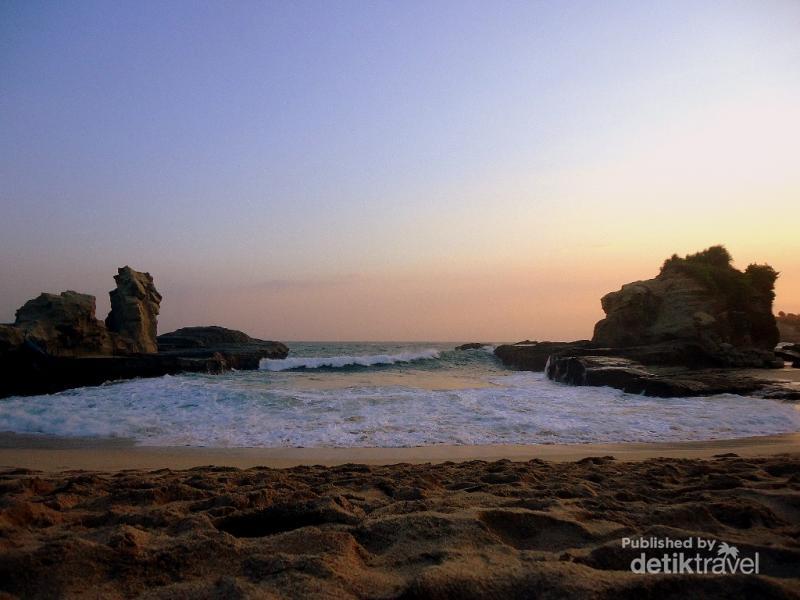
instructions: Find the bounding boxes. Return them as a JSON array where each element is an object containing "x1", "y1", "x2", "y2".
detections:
[{"x1": 2, "y1": 431, "x2": 798, "y2": 471}]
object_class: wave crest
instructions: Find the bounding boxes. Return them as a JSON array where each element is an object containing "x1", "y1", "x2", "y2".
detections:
[{"x1": 259, "y1": 349, "x2": 441, "y2": 371}]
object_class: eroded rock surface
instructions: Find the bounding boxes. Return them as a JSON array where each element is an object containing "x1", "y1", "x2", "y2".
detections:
[
  {"x1": 10, "y1": 291, "x2": 115, "y2": 357},
  {"x1": 105, "y1": 266, "x2": 162, "y2": 354},
  {"x1": 593, "y1": 246, "x2": 780, "y2": 368},
  {"x1": 0, "y1": 273, "x2": 288, "y2": 398}
]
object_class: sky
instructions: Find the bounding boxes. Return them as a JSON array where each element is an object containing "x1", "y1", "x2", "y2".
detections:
[{"x1": 1, "y1": 0, "x2": 799, "y2": 341}]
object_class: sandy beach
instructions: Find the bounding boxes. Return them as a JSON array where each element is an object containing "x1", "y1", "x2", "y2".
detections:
[{"x1": 1, "y1": 435, "x2": 798, "y2": 598}]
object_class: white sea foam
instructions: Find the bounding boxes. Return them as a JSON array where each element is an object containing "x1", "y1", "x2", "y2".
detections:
[
  {"x1": 0, "y1": 370, "x2": 798, "y2": 448},
  {"x1": 260, "y1": 349, "x2": 441, "y2": 371}
]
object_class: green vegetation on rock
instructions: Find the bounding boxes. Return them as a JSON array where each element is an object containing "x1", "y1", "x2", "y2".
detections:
[{"x1": 660, "y1": 245, "x2": 778, "y2": 306}]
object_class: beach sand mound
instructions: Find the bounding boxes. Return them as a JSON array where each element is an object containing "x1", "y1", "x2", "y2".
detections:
[{"x1": 1, "y1": 455, "x2": 799, "y2": 599}]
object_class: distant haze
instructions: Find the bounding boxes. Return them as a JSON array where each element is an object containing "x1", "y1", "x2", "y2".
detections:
[{"x1": 2, "y1": 1, "x2": 799, "y2": 341}]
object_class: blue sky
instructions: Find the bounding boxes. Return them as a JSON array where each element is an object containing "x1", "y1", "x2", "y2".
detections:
[{"x1": 2, "y1": 1, "x2": 799, "y2": 340}]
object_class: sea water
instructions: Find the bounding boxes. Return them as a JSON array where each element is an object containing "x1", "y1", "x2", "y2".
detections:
[{"x1": 0, "y1": 342, "x2": 798, "y2": 447}]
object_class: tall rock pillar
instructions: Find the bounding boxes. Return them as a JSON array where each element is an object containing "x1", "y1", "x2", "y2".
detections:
[{"x1": 105, "y1": 266, "x2": 162, "y2": 353}]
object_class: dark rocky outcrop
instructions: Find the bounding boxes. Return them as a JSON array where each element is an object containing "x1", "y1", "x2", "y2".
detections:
[
  {"x1": 0, "y1": 350, "x2": 233, "y2": 399},
  {"x1": 158, "y1": 326, "x2": 289, "y2": 370},
  {"x1": 494, "y1": 341, "x2": 592, "y2": 371},
  {"x1": 0, "y1": 272, "x2": 288, "y2": 398},
  {"x1": 105, "y1": 266, "x2": 161, "y2": 353},
  {"x1": 158, "y1": 326, "x2": 262, "y2": 350},
  {"x1": 775, "y1": 344, "x2": 800, "y2": 363},
  {"x1": 592, "y1": 246, "x2": 781, "y2": 368},
  {"x1": 775, "y1": 344, "x2": 800, "y2": 368},
  {"x1": 545, "y1": 354, "x2": 800, "y2": 399},
  {"x1": 455, "y1": 342, "x2": 488, "y2": 351}
]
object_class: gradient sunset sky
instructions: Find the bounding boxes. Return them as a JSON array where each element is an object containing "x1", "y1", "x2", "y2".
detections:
[{"x1": 2, "y1": 1, "x2": 799, "y2": 341}]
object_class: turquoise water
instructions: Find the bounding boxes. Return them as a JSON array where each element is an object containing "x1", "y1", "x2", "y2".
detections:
[{"x1": 1, "y1": 342, "x2": 798, "y2": 447}]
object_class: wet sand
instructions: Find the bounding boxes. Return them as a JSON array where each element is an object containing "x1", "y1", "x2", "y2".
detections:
[{"x1": 1, "y1": 432, "x2": 799, "y2": 471}]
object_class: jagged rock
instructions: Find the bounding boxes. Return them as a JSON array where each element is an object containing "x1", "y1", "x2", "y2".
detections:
[
  {"x1": 11, "y1": 291, "x2": 116, "y2": 356},
  {"x1": 592, "y1": 246, "x2": 781, "y2": 368},
  {"x1": 0, "y1": 275, "x2": 289, "y2": 398},
  {"x1": 494, "y1": 341, "x2": 592, "y2": 371},
  {"x1": 455, "y1": 343, "x2": 488, "y2": 351},
  {"x1": 105, "y1": 267, "x2": 161, "y2": 354}
]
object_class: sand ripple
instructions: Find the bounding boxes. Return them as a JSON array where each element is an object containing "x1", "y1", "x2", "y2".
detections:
[{"x1": 1, "y1": 455, "x2": 799, "y2": 598}]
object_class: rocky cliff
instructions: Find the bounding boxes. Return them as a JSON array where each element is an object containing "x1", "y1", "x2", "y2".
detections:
[{"x1": 592, "y1": 246, "x2": 780, "y2": 367}]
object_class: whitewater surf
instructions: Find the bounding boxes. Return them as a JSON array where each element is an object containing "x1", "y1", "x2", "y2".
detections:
[{"x1": 1, "y1": 342, "x2": 798, "y2": 448}]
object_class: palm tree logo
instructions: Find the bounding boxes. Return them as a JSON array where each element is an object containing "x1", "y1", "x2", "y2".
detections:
[{"x1": 717, "y1": 542, "x2": 739, "y2": 560}]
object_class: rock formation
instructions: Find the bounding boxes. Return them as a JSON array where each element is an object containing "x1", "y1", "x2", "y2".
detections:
[
  {"x1": 494, "y1": 246, "x2": 792, "y2": 397},
  {"x1": 6, "y1": 291, "x2": 115, "y2": 357},
  {"x1": 105, "y1": 266, "x2": 161, "y2": 353},
  {"x1": 157, "y1": 326, "x2": 289, "y2": 370},
  {"x1": 0, "y1": 271, "x2": 289, "y2": 398},
  {"x1": 494, "y1": 341, "x2": 591, "y2": 371},
  {"x1": 592, "y1": 246, "x2": 780, "y2": 368},
  {"x1": 157, "y1": 326, "x2": 260, "y2": 350},
  {"x1": 545, "y1": 354, "x2": 799, "y2": 399},
  {"x1": 455, "y1": 342, "x2": 488, "y2": 351}
]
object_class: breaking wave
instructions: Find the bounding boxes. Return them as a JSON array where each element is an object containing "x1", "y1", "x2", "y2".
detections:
[
  {"x1": 260, "y1": 349, "x2": 441, "y2": 371},
  {"x1": 2, "y1": 371, "x2": 799, "y2": 447}
]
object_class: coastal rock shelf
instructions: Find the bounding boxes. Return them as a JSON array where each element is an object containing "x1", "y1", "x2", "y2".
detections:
[
  {"x1": 0, "y1": 331, "x2": 289, "y2": 398},
  {"x1": 545, "y1": 355, "x2": 800, "y2": 400},
  {"x1": 493, "y1": 341, "x2": 591, "y2": 371},
  {"x1": 156, "y1": 326, "x2": 289, "y2": 370}
]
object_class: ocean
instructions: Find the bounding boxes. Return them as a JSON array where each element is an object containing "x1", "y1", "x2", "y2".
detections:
[{"x1": 1, "y1": 342, "x2": 798, "y2": 447}]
